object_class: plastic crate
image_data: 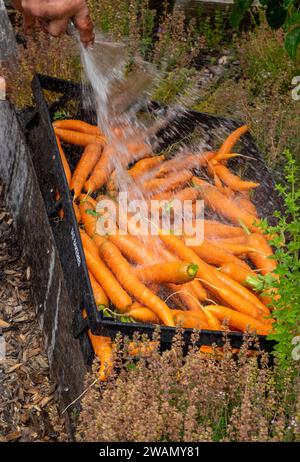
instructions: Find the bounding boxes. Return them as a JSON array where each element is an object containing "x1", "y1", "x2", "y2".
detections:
[{"x1": 23, "y1": 74, "x2": 279, "y2": 360}]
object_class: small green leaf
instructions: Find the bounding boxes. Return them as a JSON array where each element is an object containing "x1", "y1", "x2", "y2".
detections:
[
  {"x1": 266, "y1": 1, "x2": 287, "y2": 29},
  {"x1": 283, "y1": 11, "x2": 300, "y2": 32},
  {"x1": 285, "y1": 26, "x2": 300, "y2": 59},
  {"x1": 229, "y1": 0, "x2": 254, "y2": 28}
]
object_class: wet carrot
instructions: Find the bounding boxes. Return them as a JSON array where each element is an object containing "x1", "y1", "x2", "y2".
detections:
[
  {"x1": 219, "y1": 263, "x2": 254, "y2": 285},
  {"x1": 128, "y1": 155, "x2": 165, "y2": 179},
  {"x1": 109, "y1": 234, "x2": 156, "y2": 265},
  {"x1": 166, "y1": 283, "x2": 207, "y2": 319},
  {"x1": 172, "y1": 310, "x2": 209, "y2": 330},
  {"x1": 143, "y1": 170, "x2": 193, "y2": 195},
  {"x1": 85, "y1": 248, "x2": 132, "y2": 312},
  {"x1": 204, "y1": 305, "x2": 271, "y2": 335},
  {"x1": 85, "y1": 141, "x2": 151, "y2": 192},
  {"x1": 88, "y1": 332, "x2": 114, "y2": 381},
  {"x1": 80, "y1": 229, "x2": 100, "y2": 259},
  {"x1": 192, "y1": 177, "x2": 261, "y2": 233},
  {"x1": 70, "y1": 143, "x2": 102, "y2": 199},
  {"x1": 98, "y1": 240, "x2": 175, "y2": 326},
  {"x1": 88, "y1": 271, "x2": 109, "y2": 308},
  {"x1": 125, "y1": 302, "x2": 160, "y2": 324},
  {"x1": 203, "y1": 307, "x2": 223, "y2": 331},
  {"x1": 55, "y1": 135, "x2": 71, "y2": 186},
  {"x1": 188, "y1": 280, "x2": 208, "y2": 301},
  {"x1": 156, "y1": 152, "x2": 216, "y2": 177},
  {"x1": 214, "y1": 125, "x2": 249, "y2": 162},
  {"x1": 159, "y1": 232, "x2": 262, "y2": 318},
  {"x1": 79, "y1": 198, "x2": 100, "y2": 238},
  {"x1": 247, "y1": 234, "x2": 277, "y2": 275},
  {"x1": 54, "y1": 127, "x2": 105, "y2": 147},
  {"x1": 150, "y1": 187, "x2": 199, "y2": 203},
  {"x1": 188, "y1": 238, "x2": 252, "y2": 270},
  {"x1": 84, "y1": 145, "x2": 113, "y2": 192},
  {"x1": 208, "y1": 241, "x2": 259, "y2": 256},
  {"x1": 234, "y1": 195, "x2": 258, "y2": 217},
  {"x1": 214, "y1": 269, "x2": 270, "y2": 318},
  {"x1": 213, "y1": 164, "x2": 259, "y2": 192},
  {"x1": 199, "y1": 219, "x2": 246, "y2": 239},
  {"x1": 134, "y1": 262, "x2": 198, "y2": 284},
  {"x1": 53, "y1": 119, "x2": 102, "y2": 136},
  {"x1": 127, "y1": 340, "x2": 158, "y2": 357}
]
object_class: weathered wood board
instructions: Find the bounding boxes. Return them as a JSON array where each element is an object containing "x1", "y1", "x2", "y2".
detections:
[{"x1": 0, "y1": 101, "x2": 87, "y2": 435}]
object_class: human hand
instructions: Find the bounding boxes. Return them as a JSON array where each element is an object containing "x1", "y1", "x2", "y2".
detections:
[{"x1": 12, "y1": 0, "x2": 94, "y2": 46}]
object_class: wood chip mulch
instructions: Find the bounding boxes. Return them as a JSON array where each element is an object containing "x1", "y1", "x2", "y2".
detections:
[{"x1": 0, "y1": 185, "x2": 67, "y2": 442}]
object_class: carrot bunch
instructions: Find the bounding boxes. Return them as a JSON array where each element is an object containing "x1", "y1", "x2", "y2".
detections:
[{"x1": 54, "y1": 119, "x2": 279, "y2": 380}]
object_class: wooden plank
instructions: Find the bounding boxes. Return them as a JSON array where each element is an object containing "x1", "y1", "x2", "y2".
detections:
[{"x1": 0, "y1": 101, "x2": 88, "y2": 435}]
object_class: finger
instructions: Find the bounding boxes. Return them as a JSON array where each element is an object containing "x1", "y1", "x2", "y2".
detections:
[
  {"x1": 45, "y1": 18, "x2": 69, "y2": 37},
  {"x1": 11, "y1": 0, "x2": 23, "y2": 12},
  {"x1": 23, "y1": 12, "x2": 36, "y2": 34},
  {"x1": 73, "y1": 6, "x2": 95, "y2": 46}
]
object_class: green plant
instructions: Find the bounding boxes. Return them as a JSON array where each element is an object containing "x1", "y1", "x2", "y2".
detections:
[
  {"x1": 52, "y1": 109, "x2": 71, "y2": 121},
  {"x1": 196, "y1": 7, "x2": 228, "y2": 48},
  {"x1": 230, "y1": 0, "x2": 300, "y2": 59},
  {"x1": 247, "y1": 149, "x2": 300, "y2": 367}
]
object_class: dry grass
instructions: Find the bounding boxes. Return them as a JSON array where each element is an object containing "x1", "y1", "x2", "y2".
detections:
[
  {"x1": 76, "y1": 332, "x2": 300, "y2": 442},
  {"x1": 193, "y1": 21, "x2": 300, "y2": 166},
  {"x1": 3, "y1": 20, "x2": 80, "y2": 108}
]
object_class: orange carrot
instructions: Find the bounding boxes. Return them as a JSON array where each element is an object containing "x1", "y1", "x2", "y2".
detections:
[
  {"x1": 207, "y1": 241, "x2": 259, "y2": 256},
  {"x1": 192, "y1": 177, "x2": 261, "y2": 233},
  {"x1": 188, "y1": 238, "x2": 252, "y2": 270},
  {"x1": 203, "y1": 307, "x2": 223, "y2": 331},
  {"x1": 172, "y1": 310, "x2": 209, "y2": 330},
  {"x1": 247, "y1": 234, "x2": 277, "y2": 275},
  {"x1": 156, "y1": 152, "x2": 216, "y2": 177},
  {"x1": 88, "y1": 271, "x2": 109, "y2": 308},
  {"x1": 214, "y1": 125, "x2": 249, "y2": 162},
  {"x1": 214, "y1": 268, "x2": 270, "y2": 317},
  {"x1": 82, "y1": 309, "x2": 114, "y2": 381},
  {"x1": 53, "y1": 119, "x2": 102, "y2": 136},
  {"x1": 70, "y1": 144, "x2": 102, "y2": 199},
  {"x1": 80, "y1": 229, "x2": 100, "y2": 259},
  {"x1": 54, "y1": 127, "x2": 105, "y2": 147},
  {"x1": 234, "y1": 195, "x2": 258, "y2": 217},
  {"x1": 188, "y1": 280, "x2": 208, "y2": 301},
  {"x1": 55, "y1": 135, "x2": 71, "y2": 186},
  {"x1": 166, "y1": 283, "x2": 207, "y2": 320},
  {"x1": 128, "y1": 155, "x2": 164, "y2": 179},
  {"x1": 125, "y1": 302, "x2": 160, "y2": 324},
  {"x1": 150, "y1": 187, "x2": 199, "y2": 203},
  {"x1": 98, "y1": 240, "x2": 175, "y2": 326},
  {"x1": 127, "y1": 340, "x2": 158, "y2": 357},
  {"x1": 85, "y1": 141, "x2": 151, "y2": 192},
  {"x1": 109, "y1": 234, "x2": 156, "y2": 265},
  {"x1": 159, "y1": 232, "x2": 262, "y2": 318},
  {"x1": 211, "y1": 236, "x2": 248, "y2": 245},
  {"x1": 79, "y1": 199, "x2": 99, "y2": 238},
  {"x1": 87, "y1": 332, "x2": 114, "y2": 381},
  {"x1": 143, "y1": 170, "x2": 193, "y2": 196},
  {"x1": 199, "y1": 219, "x2": 246, "y2": 239},
  {"x1": 219, "y1": 263, "x2": 254, "y2": 285},
  {"x1": 204, "y1": 305, "x2": 271, "y2": 335},
  {"x1": 85, "y1": 248, "x2": 132, "y2": 312},
  {"x1": 134, "y1": 262, "x2": 198, "y2": 284},
  {"x1": 213, "y1": 164, "x2": 259, "y2": 192}
]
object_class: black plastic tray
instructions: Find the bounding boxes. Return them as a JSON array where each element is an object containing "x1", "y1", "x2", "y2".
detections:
[{"x1": 24, "y1": 74, "x2": 278, "y2": 359}]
